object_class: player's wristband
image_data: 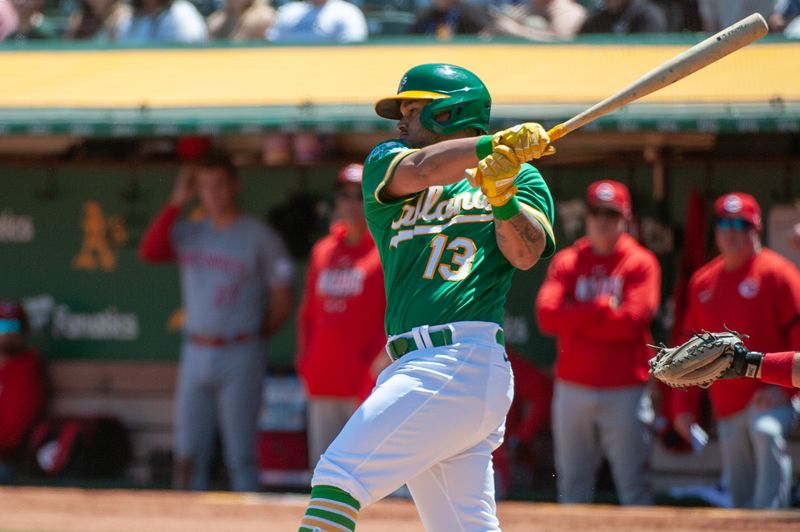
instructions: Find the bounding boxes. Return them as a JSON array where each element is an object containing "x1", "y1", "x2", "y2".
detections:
[
  {"x1": 492, "y1": 196, "x2": 522, "y2": 220},
  {"x1": 759, "y1": 351, "x2": 795, "y2": 387},
  {"x1": 476, "y1": 136, "x2": 494, "y2": 159},
  {"x1": 730, "y1": 344, "x2": 764, "y2": 378}
]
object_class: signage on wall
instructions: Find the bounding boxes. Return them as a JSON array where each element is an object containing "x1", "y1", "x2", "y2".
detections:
[
  {"x1": 0, "y1": 209, "x2": 34, "y2": 242},
  {"x1": 22, "y1": 295, "x2": 140, "y2": 342},
  {"x1": 72, "y1": 201, "x2": 128, "y2": 272}
]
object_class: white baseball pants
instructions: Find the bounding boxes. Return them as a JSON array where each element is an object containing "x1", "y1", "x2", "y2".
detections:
[{"x1": 311, "y1": 321, "x2": 514, "y2": 532}]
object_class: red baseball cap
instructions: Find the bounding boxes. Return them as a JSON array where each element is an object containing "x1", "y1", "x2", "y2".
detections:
[
  {"x1": 714, "y1": 192, "x2": 761, "y2": 231},
  {"x1": 337, "y1": 163, "x2": 363, "y2": 185},
  {"x1": 586, "y1": 180, "x2": 632, "y2": 218},
  {"x1": 176, "y1": 136, "x2": 212, "y2": 161}
]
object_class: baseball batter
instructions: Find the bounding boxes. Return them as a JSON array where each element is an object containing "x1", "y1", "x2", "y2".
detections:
[
  {"x1": 139, "y1": 154, "x2": 294, "y2": 492},
  {"x1": 298, "y1": 64, "x2": 556, "y2": 531}
]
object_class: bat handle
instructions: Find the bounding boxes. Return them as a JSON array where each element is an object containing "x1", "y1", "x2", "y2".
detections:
[
  {"x1": 467, "y1": 124, "x2": 564, "y2": 186},
  {"x1": 546, "y1": 123, "x2": 568, "y2": 142}
]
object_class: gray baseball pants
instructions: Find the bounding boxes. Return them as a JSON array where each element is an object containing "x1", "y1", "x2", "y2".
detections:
[
  {"x1": 717, "y1": 401, "x2": 795, "y2": 508},
  {"x1": 174, "y1": 338, "x2": 265, "y2": 492},
  {"x1": 306, "y1": 397, "x2": 358, "y2": 469},
  {"x1": 552, "y1": 380, "x2": 653, "y2": 505}
]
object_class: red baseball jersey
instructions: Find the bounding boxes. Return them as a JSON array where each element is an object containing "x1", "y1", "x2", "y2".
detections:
[
  {"x1": 536, "y1": 233, "x2": 661, "y2": 388},
  {"x1": 297, "y1": 223, "x2": 386, "y2": 397},
  {"x1": 678, "y1": 249, "x2": 800, "y2": 418},
  {"x1": 0, "y1": 348, "x2": 45, "y2": 458}
]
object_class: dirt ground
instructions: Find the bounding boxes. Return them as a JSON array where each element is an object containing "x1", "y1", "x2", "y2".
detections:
[{"x1": 1, "y1": 486, "x2": 799, "y2": 532}]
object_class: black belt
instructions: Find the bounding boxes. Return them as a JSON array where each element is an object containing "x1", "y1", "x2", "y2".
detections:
[{"x1": 386, "y1": 327, "x2": 505, "y2": 361}]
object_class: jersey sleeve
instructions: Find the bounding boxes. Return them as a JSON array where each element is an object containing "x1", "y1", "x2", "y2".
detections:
[
  {"x1": 513, "y1": 163, "x2": 556, "y2": 258},
  {"x1": 138, "y1": 204, "x2": 180, "y2": 263},
  {"x1": 259, "y1": 222, "x2": 295, "y2": 288},
  {"x1": 362, "y1": 139, "x2": 418, "y2": 226}
]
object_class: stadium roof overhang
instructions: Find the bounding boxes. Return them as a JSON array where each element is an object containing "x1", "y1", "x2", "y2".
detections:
[{"x1": 0, "y1": 37, "x2": 798, "y2": 137}]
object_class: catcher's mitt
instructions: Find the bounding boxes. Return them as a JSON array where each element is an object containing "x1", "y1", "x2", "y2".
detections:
[{"x1": 649, "y1": 331, "x2": 750, "y2": 389}]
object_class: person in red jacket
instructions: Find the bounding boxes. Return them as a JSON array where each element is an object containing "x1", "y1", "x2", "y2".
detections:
[
  {"x1": 0, "y1": 300, "x2": 45, "y2": 481},
  {"x1": 535, "y1": 179, "x2": 660, "y2": 505},
  {"x1": 675, "y1": 192, "x2": 800, "y2": 509},
  {"x1": 296, "y1": 163, "x2": 387, "y2": 469}
]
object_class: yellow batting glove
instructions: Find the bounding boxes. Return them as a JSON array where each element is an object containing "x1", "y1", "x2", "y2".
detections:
[
  {"x1": 492, "y1": 122, "x2": 556, "y2": 162},
  {"x1": 477, "y1": 145, "x2": 521, "y2": 207}
]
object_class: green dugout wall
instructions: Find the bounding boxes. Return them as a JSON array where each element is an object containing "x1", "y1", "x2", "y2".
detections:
[{"x1": 3, "y1": 145, "x2": 798, "y2": 369}]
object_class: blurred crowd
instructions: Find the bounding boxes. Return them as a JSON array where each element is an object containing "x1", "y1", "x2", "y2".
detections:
[{"x1": 0, "y1": 0, "x2": 798, "y2": 44}]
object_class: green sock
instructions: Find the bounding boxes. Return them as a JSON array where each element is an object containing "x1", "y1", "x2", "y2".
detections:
[{"x1": 299, "y1": 485, "x2": 361, "y2": 531}]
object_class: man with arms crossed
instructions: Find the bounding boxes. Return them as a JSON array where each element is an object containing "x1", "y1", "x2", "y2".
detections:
[
  {"x1": 298, "y1": 63, "x2": 556, "y2": 531},
  {"x1": 536, "y1": 180, "x2": 660, "y2": 505}
]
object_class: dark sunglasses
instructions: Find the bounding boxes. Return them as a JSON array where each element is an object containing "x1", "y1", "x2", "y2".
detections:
[
  {"x1": 588, "y1": 207, "x2": 623, "y2": 219},
  {"x1": 716, "y1": 217, "x2": 752, "y2": 231}
]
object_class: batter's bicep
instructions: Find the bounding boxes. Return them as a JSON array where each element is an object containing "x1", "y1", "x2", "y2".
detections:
[
  {"x1": 494, "y1": 210, "x2": 547, "y2": 271},
  {"x1": 513, "y1": 165, "x2": 556, "y2": 257}
]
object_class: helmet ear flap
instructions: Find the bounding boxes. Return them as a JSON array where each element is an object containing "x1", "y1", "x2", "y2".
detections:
[
  {"x1": 420, "y1": 99, "x2": 490, "y2": 136},
  {"x1": 420, "y1": 101, "x2": 447, "y2": 135}
]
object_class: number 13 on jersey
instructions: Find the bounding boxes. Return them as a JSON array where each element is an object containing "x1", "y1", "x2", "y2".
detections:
[{"x1": 422, "y1": 235, "x2": 477, "y2": 281}]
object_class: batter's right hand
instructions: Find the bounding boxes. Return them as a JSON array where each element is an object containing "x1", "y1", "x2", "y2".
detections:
[
  {"x1": 492, "y1": 122, "x2": 556, "y2": 162},
  {"x1": 170, "y1": 165, "x2": 197, "y2": 206}
]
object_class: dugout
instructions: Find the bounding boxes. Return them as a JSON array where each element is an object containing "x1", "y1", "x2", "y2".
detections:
[{"x1": 1, "y1": 36, "x2": 799, "y2": 491}]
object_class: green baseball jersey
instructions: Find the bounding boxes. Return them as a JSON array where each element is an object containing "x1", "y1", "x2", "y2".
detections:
[{"x1": 362, "y1": 139, "x2": 556, "y2": 336}]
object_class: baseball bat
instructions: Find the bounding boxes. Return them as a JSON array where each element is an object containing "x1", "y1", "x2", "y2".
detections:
[{"x1": 546, "y1": 13, "x2": 769, "y2": 142}]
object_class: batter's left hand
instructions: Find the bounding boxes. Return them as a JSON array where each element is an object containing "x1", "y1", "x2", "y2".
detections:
[
  {"x1": 474, "y1": 145, "x2": 521, "y2": 207},
  {"x1": 493, "y1": 122, "x2": 556, "y2": 162}
]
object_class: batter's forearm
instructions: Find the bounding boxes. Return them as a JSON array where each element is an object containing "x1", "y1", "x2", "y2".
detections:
[
  {"x1": 494, "y1": 211, "x2": 545, "y2": 270},
  {"x1": 386, "y1": 137, "x2": 482, "y2": 197}
]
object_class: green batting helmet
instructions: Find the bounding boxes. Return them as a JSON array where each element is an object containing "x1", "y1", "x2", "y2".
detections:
[{"x1": 375, "y1": 64, "x2": 492, "y2": 135}]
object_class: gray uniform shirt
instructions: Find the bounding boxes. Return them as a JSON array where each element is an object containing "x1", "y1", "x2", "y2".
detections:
[{"x1": 172, "y1": 214, "x2": 293, "y2": 338}]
